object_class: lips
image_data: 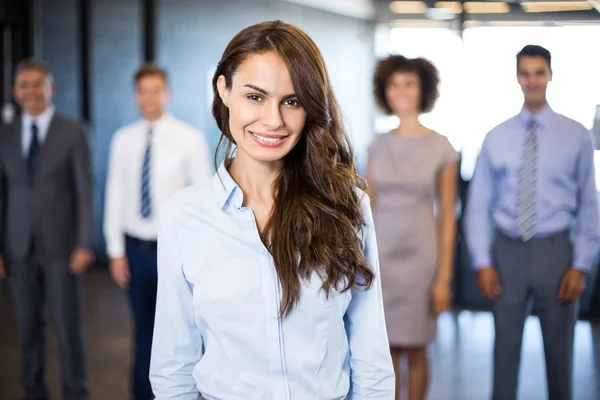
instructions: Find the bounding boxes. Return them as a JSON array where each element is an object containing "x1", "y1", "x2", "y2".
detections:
[
  {"x1": 250, "y1": 131, "x2": 284, "y2": 142},
  {"x1": 248, "y1": 131, "x2": 288, "y2": 148}
]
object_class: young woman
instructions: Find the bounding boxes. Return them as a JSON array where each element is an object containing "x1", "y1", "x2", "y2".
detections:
[
  {"x1": 149, "y1": 21, "x2": 395, "y2": 399},
  {"x1": 367, "y1": 55, "x2": 458, "y2": 400}
]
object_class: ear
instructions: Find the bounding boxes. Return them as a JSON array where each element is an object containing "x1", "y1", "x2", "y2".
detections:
[{"x1": 217, "y1": 75, "x2": 230, "y2": 107}]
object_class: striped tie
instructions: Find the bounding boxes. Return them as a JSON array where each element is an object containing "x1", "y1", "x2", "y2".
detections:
[
  {"x1": 515, "y1": 119, "x2": 537, "y2": 241},
  {"x1": 140, "y1": 128, "x2": 153, "y2": 219}
]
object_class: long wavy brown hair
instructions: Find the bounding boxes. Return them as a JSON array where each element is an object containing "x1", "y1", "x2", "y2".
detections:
[{"x1": 212, "y1": 20, "x2": 374, "y2": 317}]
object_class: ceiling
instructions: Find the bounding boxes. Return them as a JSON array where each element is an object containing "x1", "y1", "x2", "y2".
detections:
[
  {"x1": 282, "y1": 0, "x2": 375, "y2": 19},
  {"x1": 283, "y1": 0, "x2": 600, "y2": 22}
]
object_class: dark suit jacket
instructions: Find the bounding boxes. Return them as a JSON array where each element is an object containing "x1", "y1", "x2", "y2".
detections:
[{"x1": 0, "y1": 113, "x2": 94, "y2": 263}]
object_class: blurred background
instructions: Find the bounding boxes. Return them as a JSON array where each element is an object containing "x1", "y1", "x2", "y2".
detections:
[{"x1": 1, "y1": 0, "x2": 600, "y2": 399}]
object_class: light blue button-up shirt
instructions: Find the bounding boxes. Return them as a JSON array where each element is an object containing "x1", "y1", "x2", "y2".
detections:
[
  {"x1": 465, "y1": 104, "x2": 600, "y2": 271},
  {"x1": 150, "y1": 163, "x2": 395, "y2": 400}
]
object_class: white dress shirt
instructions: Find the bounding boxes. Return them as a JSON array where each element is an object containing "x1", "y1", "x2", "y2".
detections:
[
  {"x1": 103, "y1": 114, "x2": 211, "y2": 258},
  {"x1": 21, "y1": 105, "x2": 56, "y2": 155},
  {"x1": 150, "y1": 163, "x2": 395, "y2": 400}
]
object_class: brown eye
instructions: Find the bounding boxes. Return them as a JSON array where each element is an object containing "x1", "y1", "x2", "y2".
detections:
[{"x1": 247, "y1": 94, "x2": 263, "y2": 102}]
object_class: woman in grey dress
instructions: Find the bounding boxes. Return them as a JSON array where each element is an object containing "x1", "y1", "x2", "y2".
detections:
[{"x1": 366, "y1": 55, "x2": 459, "y2": 400}]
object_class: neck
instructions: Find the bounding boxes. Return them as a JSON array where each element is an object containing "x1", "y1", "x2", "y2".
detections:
[
  {"x1": 394, "y1": 114, "x2": 423, "y2": 136},
  {"x1": 524, "y1": 100, "x2": 547, "y2": 115},
  {"x1": 229, "y1": 153, "x2": 281, "y2": 205},
  {"x1": 25, "y1": 105, "x2": 50, "y2": 119},
  {"x1": 144, "y1": 112, "x2": 165, "y2": 123}
]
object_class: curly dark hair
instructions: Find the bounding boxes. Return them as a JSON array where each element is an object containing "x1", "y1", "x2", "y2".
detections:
[
  {"x1": 373, "y1": 55, "x2": 440, "y2": 114},
  {"x1": 212, "y1": 20, "x2": 374, "y2": 317}
]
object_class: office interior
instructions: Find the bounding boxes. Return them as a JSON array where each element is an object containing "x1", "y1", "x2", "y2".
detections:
[{"x1": 1, "y1": 0, "x2": 599, "y2": 399}]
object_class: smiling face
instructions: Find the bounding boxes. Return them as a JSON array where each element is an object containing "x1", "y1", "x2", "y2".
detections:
[
  {"x1": 13, "y1": 68, "x2": 54, "y2": 117},
  {"x1": 217, "y1": 52, "x2": 307, "y2": 167},
  {"x1": 385, "y1": 70, "x2": 421, "y2": 117},
  {"x1": 135, "y1": 74, "x2": 169, "y2": 121},
  {"x1": 517, "y1": 55, "x2": 552, "y2": 109}
]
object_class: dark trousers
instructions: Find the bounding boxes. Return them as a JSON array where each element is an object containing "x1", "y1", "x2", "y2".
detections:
[
  {"x1": 492, "y1": 231, "x2": 577, "y2": 400},
  {"x1": 125, "y1": 235, "x2": 158, "y2": 400},
  {"x1": 7, "y1": 253, "x2": 88, "y2": 400}
]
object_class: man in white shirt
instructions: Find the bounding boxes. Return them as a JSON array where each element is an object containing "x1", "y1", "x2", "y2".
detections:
[{"x1": 103, "y1": 62, "x2": 211, "y2": 400}]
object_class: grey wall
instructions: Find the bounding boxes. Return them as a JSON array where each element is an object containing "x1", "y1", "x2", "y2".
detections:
[
  {"x1": 37, "y1": 0, "x2": 375, "y2": 256},
  {"x1": 156, "y1": 0, "x2": 375, "y2": 171},
  {"x1": 90, "y1": 0, "x2": 142, "y2": 251},
  {"x1": 40, "y1": 0, "x2": 81, "y2": 118}
]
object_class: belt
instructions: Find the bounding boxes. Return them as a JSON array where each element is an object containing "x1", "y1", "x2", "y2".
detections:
[
  {"x1": 125, "y1": 234, "x2": 157, "y2": 249},
  {"x1": 497, "y1": 228, "x2": 569, "y2": 242}
]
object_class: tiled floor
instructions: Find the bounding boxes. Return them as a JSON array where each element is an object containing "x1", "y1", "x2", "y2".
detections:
[{"x1": 0, "y1": 268, "x2": 599, "y2": 400}]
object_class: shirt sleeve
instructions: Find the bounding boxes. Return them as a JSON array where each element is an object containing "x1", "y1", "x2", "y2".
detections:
[
  {"x1": 150, "y1": 202, "x2": 204, "y2": 399},
  {"x1": 572, "y1": 128, "x2": 600, "y2": 272},
  {"x1": 464, "y1": 135, "x2": 496, "y2": 269},
  {"x1": 103, "y1": 133, "x2": 126, "y2": 258},
  {"x1": 344, "y1": 191, "x2": 396, "y2": 399},
  {"x1": 440, "y1": 135, "x2": 460, "y2": 169}
]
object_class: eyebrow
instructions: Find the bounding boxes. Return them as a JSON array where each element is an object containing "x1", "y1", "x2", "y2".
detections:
[{"x1": 244, "y1": 84, "x2": 297, "y2": 101}]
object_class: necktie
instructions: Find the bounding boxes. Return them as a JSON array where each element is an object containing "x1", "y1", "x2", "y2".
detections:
[
  {"x1": 515, "y1": 119, "x2": 537, "y2": 241},
  {"x1": 27, "y1": 123, "x2": 40, "y2": 172},
  {"x1": 140, "y1": 128, "x2": 153, "y2": 219}
]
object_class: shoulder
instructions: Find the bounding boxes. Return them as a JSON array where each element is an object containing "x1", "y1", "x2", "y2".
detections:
[
  {"x1": 168, "y1": 117, "x2": 207, "y2": 142},
  {"x1": 52, "y1": 114, "x2": 92, "y2": 146},
  {"x1": 548, "y1": 112, "x2": 592, "y2": 150},
  {"x1": 430, "y1": 131, "x2": 453, "y2": 147},
  {"x1": 479, "y1": 116, "x2": 519, "y2": 151},
  {"x1": 489, "y1": 116, "x2": 518, "y2": 137},
  {"x1": 553, "y1": 112, "x2": 589, "y2": 134},
  {"x1": 367, "y1": 132, "x2": 391, "y2": 157},
  {"x1": 0, "y1": 121, "x2": 16, "y2": 138},
  {"x1": 369, "y1": 132, "x2": 391, "y2": 146},
  {"x1": 158, "y1": 175, "x2": 217, "y2": 227},
  {"x1": 110, "y1": 121, "x2": 142, "y2": 146},
  {"x1": 53, "y1": 113, "x2": 85, "y2": 133},
  {"x1": 355, "y1": 187, "x2": 373, "y2": 220},
  {"x1": 0, "y1": 123, "x2": 13, "y2": 154},
  {"x1": 430, "y1": 132, "x2": 459, "y2": 164}
]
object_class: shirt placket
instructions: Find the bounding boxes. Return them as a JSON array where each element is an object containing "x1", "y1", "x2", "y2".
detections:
[{"x1": 237, "y1": 201, "x2": 289, "y2": 398}]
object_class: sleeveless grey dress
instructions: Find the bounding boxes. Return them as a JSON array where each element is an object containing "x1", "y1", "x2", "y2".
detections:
[{"x1": 367, "y1": 132, "x2": 459, "y2": 346}]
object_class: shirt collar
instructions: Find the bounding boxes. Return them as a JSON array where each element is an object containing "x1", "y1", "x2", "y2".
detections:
[
  {"x1": 213, "y1": 160, "x2": 243, "y2": 210},
  {"x1": 143, "y1": 113, "x2": 170, "y2": 130},
  {"x1": 518, "y1": 103, "x2": 553, "y2": 128},
  {"x1": 22, "y1": 104, "x2": 55, "y2": 128}
]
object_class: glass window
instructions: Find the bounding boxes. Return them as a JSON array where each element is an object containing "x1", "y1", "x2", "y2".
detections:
[{"x1": 377, "y1": 23, "x2": 600, "y2": 180}]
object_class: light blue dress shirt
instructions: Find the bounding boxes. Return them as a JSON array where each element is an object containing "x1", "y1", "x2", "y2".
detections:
[
  {"x1": 150, "y1": 163, "x2": 395, "y2": 400},
  {"x1": 21, "y1": 105, "x2": 55, "y2": 156},
  {"x1": 465, "y1": 104, "x2": 600, "y2": 272}
]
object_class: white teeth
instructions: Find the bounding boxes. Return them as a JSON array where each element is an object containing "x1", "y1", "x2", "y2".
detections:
[{"x1": 251, "y1": 132, "x2": 281, "y2": 143}]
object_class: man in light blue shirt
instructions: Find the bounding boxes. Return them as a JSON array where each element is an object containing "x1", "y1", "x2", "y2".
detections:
[{"x1": 465, "y1": 45, "x2": 600, "y2": 400}]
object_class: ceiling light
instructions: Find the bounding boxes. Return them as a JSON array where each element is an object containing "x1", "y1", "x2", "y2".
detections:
[
  {"x1": 389, "y1": 1, "x2": 428, "y2": 14},
  {"x1": 521, "y1": 1, "x2": 593, "y2": 12},
  {"x1": 434, "y1": 1, "x2": 463, "y2": 13},
  {"x1": 463, "y1": 1, "x2": 510, "y2": 13}
]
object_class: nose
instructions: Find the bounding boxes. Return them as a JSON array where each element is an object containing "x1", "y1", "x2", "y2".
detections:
[{"x1": 261, "y1": 102, "x2": 284, "y2": 131}]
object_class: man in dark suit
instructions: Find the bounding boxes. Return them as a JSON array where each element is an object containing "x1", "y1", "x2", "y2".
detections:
[{"x1": 0, "y1": 58, "x2": 93, "y2": 400}]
